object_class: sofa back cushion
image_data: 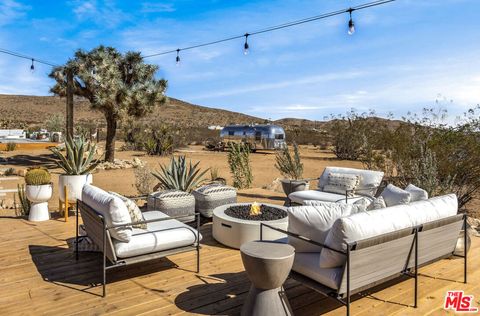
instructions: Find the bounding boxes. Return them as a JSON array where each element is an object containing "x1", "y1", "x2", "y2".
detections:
[
  {"x1": 82, "y1": 185, "x2": 133, "y2": 242},
  {"x1": 318, "y1": 167, "x2": 384, "y2": 196},
  {"x1": 319, "y1": 194, "x2": 458, "y2": 268},
  {"x1": 287, "y1": 202, "x2": 361, "y2": 252},
  {"x1": 323, "y1": 173, "x2": 359, "y2": 197},
  {"x1": 380, "y1": 184, "x2": 411, "y2": 207}
]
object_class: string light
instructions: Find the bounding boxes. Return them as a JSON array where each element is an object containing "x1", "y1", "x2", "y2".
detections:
[
  {"x1": 141, "y1": 0, "x2": 396, "y2": 62},
  {"x1": 176, "y1": 49, "x2": 181, "y2": 65},
  {"x1": 0, "y1": 0, "x2": 396, "y2": 68},
  {"x1": 243, "y1": 33, "x2": 250, "y2": 55},
  {"x1": 348, "y1": 8, "x2": 355, "y2": 35},
  {"x1": 30, "y1": 58, "x2": 35, "y2": 72}
]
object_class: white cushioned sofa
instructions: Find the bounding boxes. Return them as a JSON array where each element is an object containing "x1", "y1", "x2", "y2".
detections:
[
  {"x1": 76, "y1": 185, "x2": 202, "y2": 297},
  {"x1": 288, "y1": 167, "x2": 384, "y2": 205},
  {"x1": 261, "y1": 194, "x2": 468, "y2": 315}
]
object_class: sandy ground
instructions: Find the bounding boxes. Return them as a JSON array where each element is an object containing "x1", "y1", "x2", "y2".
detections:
[{"x1": 1, "y1": 143, "x2": 478, "y2": 219}]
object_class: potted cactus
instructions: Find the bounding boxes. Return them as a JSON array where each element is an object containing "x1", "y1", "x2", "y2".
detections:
[
  {"x1": 50, "y1": 136, "x2": 98, "y2": 204},
  {"x1": 25, "y1": 168, "x2": 53, "y2": 221}
]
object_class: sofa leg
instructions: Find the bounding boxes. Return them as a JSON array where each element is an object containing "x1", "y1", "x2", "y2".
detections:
[{"x1": 414, "y1": 229, "x2": 418, "y2": 308}]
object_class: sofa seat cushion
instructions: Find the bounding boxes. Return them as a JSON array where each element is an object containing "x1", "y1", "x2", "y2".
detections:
[
  {"x1": 289, "y1": 190, "x2": 365, "y2": 205},
  {"x1": 292, "y1": 252, "x2": 343, "y2": 290},
  {"x1": 319, "y1": 194, "x2": 458, "y2": 268},
  {"x1": 82, "y1": 185, "x2": 133, "y2": 242},
  {"x1": 114, "y1": 211, "x2": 202, "y2": 258},
  {"x1": 287, "y1": 202, "x2": 361, "y2": 252}
]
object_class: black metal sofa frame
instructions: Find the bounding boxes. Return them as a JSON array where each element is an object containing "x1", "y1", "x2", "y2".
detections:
[
  {"x1": 261, "y1": 213, "x2": 467, "y2": 316},
  {"x1": 76, "y1": 199, "x2": 201, "y2": 297}
]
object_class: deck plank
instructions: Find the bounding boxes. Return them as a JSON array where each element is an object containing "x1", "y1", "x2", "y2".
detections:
[{"x1": 0, "y1": 215, "x2": 478, "y2": 315}]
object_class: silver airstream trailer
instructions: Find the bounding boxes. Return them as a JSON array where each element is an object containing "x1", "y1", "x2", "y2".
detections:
[{"x1": 219, "y1": 124, "x2": 286, "y2": 151}]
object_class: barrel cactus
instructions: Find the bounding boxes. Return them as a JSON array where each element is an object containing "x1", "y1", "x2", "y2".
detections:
[{"x1": 25, "y1": 168, "x2": 51, "y2": 185}]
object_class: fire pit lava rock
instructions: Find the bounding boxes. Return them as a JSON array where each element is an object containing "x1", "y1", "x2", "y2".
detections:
[{"x1": 212, "y1": 203, "x2": 288, "y2": 249}]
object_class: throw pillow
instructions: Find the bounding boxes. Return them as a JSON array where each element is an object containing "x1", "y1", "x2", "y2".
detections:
[
  {"x1": 367, "y1": 196, "x2": 387, "y2": 210},
  {"x1": 352, "y1": 197, "x2": 371, "y2": 212},
  {"x1": 405, "y1": 184, "x2": 428, "y2": 202},
  {"x1": 109, "y1": 192, "x2": 147, "y2": 229},
  {"x1": 380, "y1": 184, "x2": 411, "y2": 207},
  {"x1": 323, "y1": 172, "x2": 359, "y2": 197}
]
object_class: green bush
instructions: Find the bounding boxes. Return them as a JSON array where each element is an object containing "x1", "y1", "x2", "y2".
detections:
[
  {"x1": 5, "y1": 142, "x2": 17, "y2": 151},
  {"x1": 228, "y1": 143, "x2": 253, "y2": 189},
  {"x1": 275, "y1": 143, "x2": 303, "y2": 180}
]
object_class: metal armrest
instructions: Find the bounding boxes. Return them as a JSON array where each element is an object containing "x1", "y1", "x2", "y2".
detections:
[
  {"x1": 107, "y1": 213, "x2": 201, "y2": 229},
  {"x1": 260, "y1": 223, "x2": 346, "y2": 255}
]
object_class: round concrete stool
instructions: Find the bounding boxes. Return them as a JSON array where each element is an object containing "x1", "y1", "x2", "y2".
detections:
[{"x1": 240, "y1": 241, "x2": 295, "y2": 316}]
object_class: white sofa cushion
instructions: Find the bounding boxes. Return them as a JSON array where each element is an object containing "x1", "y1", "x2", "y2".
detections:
[
  {"x1": 292, "y1": 252, "x2": 343, "y2": 290},
  {"x1": 319, "y1": 194, "x2": 458, "y2": 268},
  {"x1": 82, "y1": 185, "x2": 133, "y2": 242},
  {"x1": 318, "y1": 167, "x2": 384, "y2": 196},
  {"x1": 367, "y1": 196, "x2": 386, "y2": 210},
  {"x1": 287, "y1": 202, "x2": 360, "y2": 252},
  {"x1": 380, "y1": 184, "x2": 411, "y2": 207},
  {"x1": 405, "y1": 184, "x2": 428, "y2": 202},
  {"x1": 289, "y1": 190, "x2": 365, "y2": 205},
  {"x1": 323, "y1": 172, "x2": 359, "y2": 197},
  {"x1": 114, "y1": 211, "x2": 202, "y2": 258}
]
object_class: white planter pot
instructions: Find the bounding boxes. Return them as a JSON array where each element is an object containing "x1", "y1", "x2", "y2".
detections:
[
  {"x1": 26, "y1": 184, "x2": 53, "y2": 221},
  {"x1": 58, "y1": 174, "x2": 93, "y2": 202}
]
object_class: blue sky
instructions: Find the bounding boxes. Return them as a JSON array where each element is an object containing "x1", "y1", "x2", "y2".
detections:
[{"x1": 0, "y1": 0, "x2": 479, "y2": 120}]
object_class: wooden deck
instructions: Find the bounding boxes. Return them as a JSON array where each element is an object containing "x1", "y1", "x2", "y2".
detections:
[{"x1": 0, "y1": 215, "x2": 478, "y2": 316}]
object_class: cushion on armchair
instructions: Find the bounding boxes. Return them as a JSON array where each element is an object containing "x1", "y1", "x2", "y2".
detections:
[
  {"x1": 380, "y1": 184, "x2": 411, "y2": 206},
  {"x1": 82, "y1": 185, "x2": 133, "y2": 242},
  {"x1": 109, "y1": 192, "x2": 147, "y2": 229},
  {"x1": 319, "y1": 194, "x2": 458, "y2": 268},
  {"x1": 323, "y1": 172, "x2": 359, "y2": 197}
]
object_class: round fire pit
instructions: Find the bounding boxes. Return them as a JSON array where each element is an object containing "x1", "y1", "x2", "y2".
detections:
[{"x1": 212, "y1": 203, "x2": 288, "y2": 249}]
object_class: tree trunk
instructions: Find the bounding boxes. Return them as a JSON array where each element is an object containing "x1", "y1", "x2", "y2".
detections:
[
  {"x1": 104, "y1": 113, "x2": 117, "y2": 162},
  {"x1": 66, "y1": 70, "x2": 74, "y2": 140}
]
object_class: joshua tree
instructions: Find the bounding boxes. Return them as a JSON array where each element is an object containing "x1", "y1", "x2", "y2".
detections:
[{"x1": 49, "y1": 45, "x2": 167, "y2": 162}]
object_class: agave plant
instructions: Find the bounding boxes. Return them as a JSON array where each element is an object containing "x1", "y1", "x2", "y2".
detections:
[
  {"x1": 152, "y1": 156, "x2": 209, "y2": 192},
  {"x1": 50, "y1": 136, "x2": 98, "y2": 175}
]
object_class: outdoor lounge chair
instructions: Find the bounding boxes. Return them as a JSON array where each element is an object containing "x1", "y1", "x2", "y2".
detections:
[
  {"x1": 288, "y1": 167, "x2": 384, "y2": 205},
  {"x1": 76, "y1": 185, "x2": 201, "y2": 297},
  {"x1": 260, "y1": 194, "x2": 467, "y2": 315}
]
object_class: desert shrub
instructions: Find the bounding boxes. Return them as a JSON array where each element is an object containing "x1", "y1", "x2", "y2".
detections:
[
  {"x1": 228, "y1": 143, "x2": 253, "y2": 189},
  {"x1": 133, "y1": 165, "x2": 156, "y2": 195},
  {"x1": 152, "y1": 156, "x2": 209, "y2": 192},
  {"x1": 209, "y1": 166, "x2": 226, "y2": 184},
  {"x1": 75, "y1": 119, "x2": 98, "y2": 141},
  {"x1": 358, "y1": 106, "x2": 480, "y2": 209},
  {"x1": 45, "y1": 113, "x2": 65, "y2": 133},
  {"x1": 6, "y1": 142, "x2": 17, "y2": 151},
  {"x1": 275, "y1": 143, "x2": 303, "y2": 180},
  {"x1": 16, "y1": 184, "x2": 30, "y2": 217},
  {"x1": 4, "y1": 167, "x2": 16, "y2": 176}
]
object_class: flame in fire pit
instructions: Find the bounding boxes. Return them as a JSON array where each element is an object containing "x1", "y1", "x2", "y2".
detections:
[{"x1": 250, "y1": 202, "x2": 262, "y2": 216}]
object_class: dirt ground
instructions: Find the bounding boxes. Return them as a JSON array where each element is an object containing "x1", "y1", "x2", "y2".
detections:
[{"x1": 1, "y1": 143, "x2": 478, "y2": 219}]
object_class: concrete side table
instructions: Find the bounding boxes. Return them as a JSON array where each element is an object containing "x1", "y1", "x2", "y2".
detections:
[{"x1": 240, "y1": 241, "x2": 295, "y2": 316}]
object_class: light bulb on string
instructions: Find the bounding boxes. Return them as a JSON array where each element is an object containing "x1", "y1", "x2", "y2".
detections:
[
  {"x1": 176, "y1": 49, "x2": 181, "y2": 66},
  {"x1": 347, "y1": 8, "x2": 355, "y2": 35},
  {"x1": 30, "y1": 59, "x2": 35, "y2": 73},
  {"x1": 243, "y1": 33, "x2": 250, "y2": 55}
]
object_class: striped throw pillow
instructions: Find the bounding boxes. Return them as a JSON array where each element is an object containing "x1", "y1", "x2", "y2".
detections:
[{"x1": 323, "y1": 172, "x2": 359, "y2": 197}]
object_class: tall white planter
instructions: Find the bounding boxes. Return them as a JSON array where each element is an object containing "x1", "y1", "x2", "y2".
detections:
[
  {"x1": 58, "y1": 174, "x2": 93, "y2": 202},
  {"x1": 26, "y1": 184, "x2": 53, "y2": 221}
]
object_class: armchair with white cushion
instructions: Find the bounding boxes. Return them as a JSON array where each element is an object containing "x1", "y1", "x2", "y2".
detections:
[{"x1": 287, "y1": 167, "x2": 384, "y2": 205}]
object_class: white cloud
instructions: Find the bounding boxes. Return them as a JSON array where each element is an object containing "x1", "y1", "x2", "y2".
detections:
[
  {"x1": 0, "y1": 0, "x2": 30, "y2": 26},
  {"x1": 140, "y1": 2, "x2": 175, "y2": 13}
]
